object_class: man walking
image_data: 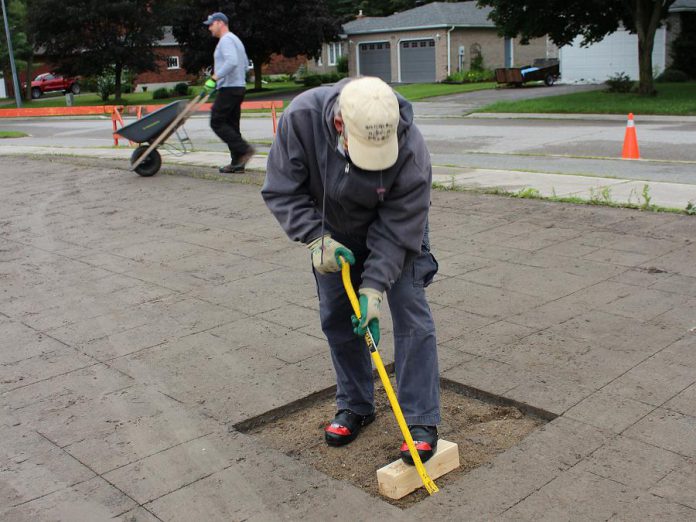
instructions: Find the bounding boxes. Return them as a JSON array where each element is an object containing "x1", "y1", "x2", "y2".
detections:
[
  {"x1": 262, "y1": 77, "x2": 440, "y2": 464},
  {"x1": 203, "y1": 12, "x2": 255, "y2": 173}
]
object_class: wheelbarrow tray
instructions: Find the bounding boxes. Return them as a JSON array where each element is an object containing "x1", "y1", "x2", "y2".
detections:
[{"x1": 117, "y1": 100, "x2": 187, "y2": 143}]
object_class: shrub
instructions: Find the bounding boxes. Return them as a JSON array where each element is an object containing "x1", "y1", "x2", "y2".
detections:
[
  {"x1": 303, "y1": 74, "x2": 322, "y2": 87},
  {"x1": 336, "y1": 55, "x2": 349, "y2": 74},
  {"x1": 81, "y1": 76, "x2": 99, "y2": 93},
  {"x1": 670, "y1": 12, "x2": 696, "y2": 78},
  {"x1": 152, "y1": 87, "x2": 171, "y2": 99},
  {"x1": 656, "y1": 68, "x2": 690, "y2": 83},
  {"x1": 173, "y1": 82, "x2": 190, "y2": 96},
  {"x1": 96, "y1": 75, "x2": 115, "y2": 101},
  {"x1": 470, "y1": 53, "x2": 485, "y2": 72},
  {"x1": 444, "y1": 69, "x2": 494, "y2": 83},
  {"x1": 320, "y1": 72, "x2": 344, "y2": 83},
  {"x1": 605, "y1": 72, "x2": 634, "y2": 93}
]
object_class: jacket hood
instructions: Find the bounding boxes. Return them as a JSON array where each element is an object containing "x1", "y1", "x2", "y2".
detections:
[{"x1": 321, "y1": 78, "x2": 415, "y2": 151}]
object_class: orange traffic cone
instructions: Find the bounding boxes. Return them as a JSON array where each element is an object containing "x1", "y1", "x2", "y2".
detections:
[{"x1": 622, "y1": 113, "x2": 640, "y2": 160}]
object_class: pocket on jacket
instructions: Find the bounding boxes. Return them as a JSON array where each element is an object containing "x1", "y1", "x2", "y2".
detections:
[{"x1": 413, "y1": 252, "x2": 438, "y2": 288}]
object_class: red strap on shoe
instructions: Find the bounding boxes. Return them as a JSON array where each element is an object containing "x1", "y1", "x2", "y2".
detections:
[
  {"x1": 326, "y1": 423, "x2": 351, "y2": 436},
  {"x1": 400, "y1": 440, "x2": 432, "y2": 452}
]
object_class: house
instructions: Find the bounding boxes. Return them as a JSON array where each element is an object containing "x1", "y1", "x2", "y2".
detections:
[
  {"x1": 132, "y1": 27, "x2": 196, "y2": 92},
  {"x1": 339, "y1": 1, "x2": 551, "y2": 83},
  {"x1": 546, "y1": 0, "x2": 696, "y2": 83},
  {"x1": 306, "y1": 41, "x2": 349, "y2": 75}
]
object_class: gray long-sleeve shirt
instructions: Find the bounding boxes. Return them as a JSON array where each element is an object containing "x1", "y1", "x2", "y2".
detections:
[
  {"x1": 261, "y1": 79, "x2": 432, "y2": 293},
  {"x1": 214, "y1": 32, "x2": 248, "y2": 88}
]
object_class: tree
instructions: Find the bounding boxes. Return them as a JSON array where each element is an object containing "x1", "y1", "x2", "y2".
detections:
[
  {"x1": 28, "y1": 0, "x2": 173, "y2": 101},
  {"x1": 670, "y1": 12, "x2": 696, "y2": 78},
  {"x1": 477, "y1": 0, "x2": 677, "y2": 95},
  {"x1": 0, "y1": 0, "x2": 33, "y2": 100},
  {"x1": 327, "y1": 0, "x2": 461, "y2": 20},
  {"x1": 173, "y1": 0, "x2": 339, "y2": 91}
]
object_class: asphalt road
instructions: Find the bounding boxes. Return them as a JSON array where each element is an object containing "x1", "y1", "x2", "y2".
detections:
[{"x1": 2, "y1": 84, "x2": 695, "y2": 184}]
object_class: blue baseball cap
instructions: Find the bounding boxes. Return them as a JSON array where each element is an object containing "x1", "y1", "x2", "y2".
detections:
[{"x1": 203, "y1": 12, "x2": 228, "y2": 25}]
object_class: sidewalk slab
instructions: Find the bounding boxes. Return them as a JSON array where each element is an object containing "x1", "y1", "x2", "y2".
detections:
[{"x1": 3, "y1": 143, "x2": 696, "y2": 210}]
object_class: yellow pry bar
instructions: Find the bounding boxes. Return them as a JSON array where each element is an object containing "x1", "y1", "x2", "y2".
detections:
[{"x1": 340, "y1": 260, "x2": 439, "y2": 495}]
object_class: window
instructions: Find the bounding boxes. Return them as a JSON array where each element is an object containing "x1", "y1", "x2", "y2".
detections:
[
  {"x1": 328, "y1": 42, "x2": 342, "y2": 66},
  {"x1": 166, "y1": 56, "x2": 180, "y2": 70}
]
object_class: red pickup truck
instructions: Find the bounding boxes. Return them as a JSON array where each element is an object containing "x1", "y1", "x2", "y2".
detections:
[{"x1": 29, "y1": 73, "x2": 80, "y2": 99}]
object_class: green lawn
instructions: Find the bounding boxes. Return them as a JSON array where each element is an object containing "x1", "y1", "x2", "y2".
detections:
[
  {"x1": 394, "y1": 82, "x2": 496, "y2": 101},
  {"x1": 481, "y1": 83, "x2": 696, "y2": 115},
  {"x1": 0, "y1": 80, "x2": 495, "y2": 111},
  {"x1": 0, "y1": 82, "x2": 303, "y2": 109},
  {"x1": 0, "y1": 131, "x2": 28, "y2": 138}
]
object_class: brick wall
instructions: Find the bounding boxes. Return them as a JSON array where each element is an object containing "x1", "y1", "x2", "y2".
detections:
[
  {"x1": 134, "y1": 47, "x2": 196, "y2": 86},
  {"x1": 263, "y1": 54, "x2": 307, "y2": 75},
  {"x1": 306, "y1": 42, "x2": 348, "y2": 74}
]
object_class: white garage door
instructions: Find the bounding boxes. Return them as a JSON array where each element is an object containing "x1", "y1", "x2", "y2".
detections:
[
  {"x1": 358, "y1": 42, "x2": 391, "y2": 82},
  {"x1": 560, "y1": 28, "x2": 666, "y2": 83}
]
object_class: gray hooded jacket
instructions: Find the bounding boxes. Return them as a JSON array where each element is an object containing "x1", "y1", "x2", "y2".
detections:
[{"x1": 261, "y1": 79, "x2": 432, "y2": 293}]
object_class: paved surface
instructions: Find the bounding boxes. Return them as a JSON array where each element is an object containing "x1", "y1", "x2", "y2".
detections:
[
  {"x1": 2, "y1": 84, "x2": 696, "y2": 209},
  {"x1": 3, "y1": 142, "x2": 696, "y2": 210},
  {"x1": 1, "y1": 157, "x2": 695, "y2": 520}
]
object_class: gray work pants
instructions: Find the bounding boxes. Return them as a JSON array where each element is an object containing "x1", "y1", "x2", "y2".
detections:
[{"x1": 313, "y1": 235, "x2": 441, "y2": 426}]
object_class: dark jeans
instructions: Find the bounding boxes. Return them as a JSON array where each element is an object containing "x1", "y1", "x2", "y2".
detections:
[
  {"x1": 210, "y1": 87, "x2": 250, "y2": 162},
  {"x1": 313, "y1": 232, "x2": 441, "y2": 426}
]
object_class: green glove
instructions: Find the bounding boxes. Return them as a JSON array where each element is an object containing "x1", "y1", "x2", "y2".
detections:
[
  {"x1": 307, "y1": 234, "x2": 355, "y2": 274},
  {"x1": 352, "y1": 288, "x2": 382, "y2": 346},
  {"x1": 203, "y1": 78, "x2": 217, "y2": 93}
]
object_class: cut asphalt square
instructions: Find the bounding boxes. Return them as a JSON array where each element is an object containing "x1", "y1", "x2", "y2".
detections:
[{"x1": 1, "y1": 156, "x2": 695, "y2": 521}]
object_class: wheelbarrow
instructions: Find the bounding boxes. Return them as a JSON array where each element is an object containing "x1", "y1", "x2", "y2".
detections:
[{"x1": 116, "y1": 90, "x2": 210, "y2": 176}]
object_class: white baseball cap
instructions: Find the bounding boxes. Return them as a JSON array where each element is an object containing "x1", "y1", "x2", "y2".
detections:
[{"x1": 338, "y1": 77, "x2": 400, "y2": 171}]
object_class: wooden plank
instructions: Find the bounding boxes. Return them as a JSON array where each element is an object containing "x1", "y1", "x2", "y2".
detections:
[{"x1": 376, "y1": 439, "x2": 459, "y2": 500}]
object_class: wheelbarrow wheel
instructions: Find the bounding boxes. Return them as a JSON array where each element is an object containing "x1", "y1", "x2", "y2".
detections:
[{"x1": 131, "y1": 146, "x2": 162, "y2": 177}]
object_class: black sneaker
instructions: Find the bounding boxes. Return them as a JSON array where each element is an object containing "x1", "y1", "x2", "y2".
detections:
[
  {"x1": 219, "y1": 163, "x2": 245, "y2": 174},
  {"x1": 400, "y1": 425, "x2": 438, "y2": 465},
  {"x1": 226, "y1": 146, "x2": 256, "y2": 172},
  {"x1": 324, "y1": 409, "x2": 375, "y2": 446}
]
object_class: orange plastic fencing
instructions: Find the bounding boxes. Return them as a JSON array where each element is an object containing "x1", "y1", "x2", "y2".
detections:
[
  {"x1": 0, "y1": 106, "x2": 121, "y2": 118},
  {"x1": 113, "y1": 99, "x2": 283, "y2": 146},
  {"x1": 0, "y1": 100, "x2": 284, "y2": 147}
]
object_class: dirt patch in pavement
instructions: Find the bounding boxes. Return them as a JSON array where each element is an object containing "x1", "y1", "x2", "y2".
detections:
[{"x1": 245, "y1": 379, "x2": 546, "y2": 507}]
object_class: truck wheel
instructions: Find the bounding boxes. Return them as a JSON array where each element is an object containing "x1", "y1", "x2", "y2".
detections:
[
  {"x1": 70, "y1": 83, "x2": 80, "y2": 95},
  {"x1": 131, "y1": 146, "x2": 162, "y2": 177},
  {"x1": 31, "y1": 87, "x2": 42, "y2": 99},
  {"x1": 544, "y1": 74, "x2": 556, "y2": 86}
]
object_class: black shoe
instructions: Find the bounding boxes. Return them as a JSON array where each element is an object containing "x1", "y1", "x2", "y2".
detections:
[
  {"x1": 400, "y1": 425, "x2": 438, "y2": 465},
  {"x1": 218, "y1": 163, "x2": 245, "y2": 173},
  {"x1": 223, "y1": 146, "x2": 256, "y2": 173},
  {"x1": 324, "y1": 409, "x2": 375, "y2": 446}
]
